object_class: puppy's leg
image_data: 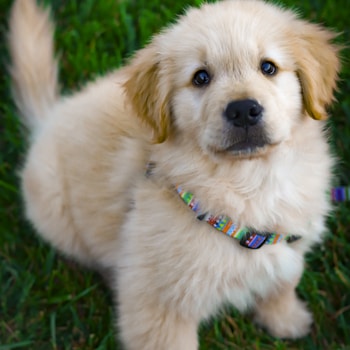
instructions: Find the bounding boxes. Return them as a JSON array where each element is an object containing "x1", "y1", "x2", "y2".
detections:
[
  {"x1": 117, "y1": 288, "x2": 198, "y2": 350},
  {"x1": 21, "y1": 142, "x2": 95, "y2": 266},
  {"x1": 254, "y1": 279, "x2": 312, "y2": 339}
]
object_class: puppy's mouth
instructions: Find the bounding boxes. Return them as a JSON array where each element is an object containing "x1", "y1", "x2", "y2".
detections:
[
  {"x1": 214, "y1": 128, "x2": 272, "y2": 158},
  {"x1": 225, "y1": 135, "x2": 270, "y2": 155},
  {"x1": 210, "y1": 100, "x2": 274, "y2": 158}
]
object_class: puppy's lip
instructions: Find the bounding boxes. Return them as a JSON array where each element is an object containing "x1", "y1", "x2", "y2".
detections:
[
  {"x1": 224, "y1": 137, "x2": 270, "y2": 155},
  {"x1": 208, "y1": 141, "x2": 269, "y2": 159}
]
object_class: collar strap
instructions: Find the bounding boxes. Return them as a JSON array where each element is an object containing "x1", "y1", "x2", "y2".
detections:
[
  {"x1": 176, "y1": 185, "x2": 301, "y2": 249},
  {"x1": 331, "y1": 187, "x2": 350, "y2": 202}
]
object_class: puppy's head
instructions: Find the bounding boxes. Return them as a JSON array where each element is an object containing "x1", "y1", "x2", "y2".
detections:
[{"x1": 124, "y1": 0, "x2": 340, "y2": 158}]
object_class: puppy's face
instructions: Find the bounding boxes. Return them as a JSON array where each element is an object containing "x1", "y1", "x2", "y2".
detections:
[
  {"x1": 166, "y1": 11, "x2": 302, "y2": 159},
  {"x1": 125, "y1": 0, "x2": 340, "y2": 160}
]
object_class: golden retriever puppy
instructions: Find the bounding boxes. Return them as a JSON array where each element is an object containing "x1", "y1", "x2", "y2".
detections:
[{"x1": 8, "y1": 0, "x2": 340, "y2": 348}]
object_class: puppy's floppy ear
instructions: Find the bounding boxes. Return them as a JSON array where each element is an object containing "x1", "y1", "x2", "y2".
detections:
[
  {"x1": 124, "y1": 45, "x2": 171, "y2": 143},
  {"x1": 293, "y1": 22, "x2": 341, "y2": 120}
]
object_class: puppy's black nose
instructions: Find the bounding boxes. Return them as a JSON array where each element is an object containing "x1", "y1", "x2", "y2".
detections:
[{"x1": 225, "y1": 99, "x2": 263, "y2": 127}]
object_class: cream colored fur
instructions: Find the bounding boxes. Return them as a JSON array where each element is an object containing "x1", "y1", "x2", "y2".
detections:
[{"x1": 8, "y1": 0, "x2": 340, "y2": 349}]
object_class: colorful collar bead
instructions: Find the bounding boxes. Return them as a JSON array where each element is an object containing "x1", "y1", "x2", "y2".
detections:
[
  {"x1": 175, "y1": 185, "x2": 301, "y2": 249},
  {"x1": 331, "y1": 187, "x2": 350, "y2": 202}
]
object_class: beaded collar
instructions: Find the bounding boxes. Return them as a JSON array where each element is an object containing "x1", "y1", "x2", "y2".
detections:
[
  {"x1": 146, "y1": 163, "x2": 347, "y2": 249},
  {"x1": 331, "y1": 187, "x2": 350, "y2": 202},
  {"x1": 175, "y1": 185, "x2": 301, "y2": 249}
]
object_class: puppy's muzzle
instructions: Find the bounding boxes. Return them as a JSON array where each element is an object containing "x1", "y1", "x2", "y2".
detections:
[
  {"x1": 224, "y1": 99, "x2": 263, "y2": 128},
  {"x1": 223, "y1": 99, "x2": 269, "y2": 155}
]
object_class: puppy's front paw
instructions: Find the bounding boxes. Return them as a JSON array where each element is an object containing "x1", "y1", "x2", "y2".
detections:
[{"x1": 254, "y1": 295, "x2": 313, "y2": 339}]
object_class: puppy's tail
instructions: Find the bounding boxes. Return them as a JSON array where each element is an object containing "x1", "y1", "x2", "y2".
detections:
[{"x1": 8, "y1": 0, "x2": 59, "y2": 131}]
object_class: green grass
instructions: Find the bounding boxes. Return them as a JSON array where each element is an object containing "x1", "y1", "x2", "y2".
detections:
[{"x1": 0, "y1": 0, "x2": 349, "y2": 349}]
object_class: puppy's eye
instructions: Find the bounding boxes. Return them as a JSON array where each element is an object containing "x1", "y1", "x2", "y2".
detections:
[
  {"x1": 261, "y1": 60, "x2": 277, "y2": 76},
  {"x1": 193, "y1": 70, "x2": 211, "y2": 87}
]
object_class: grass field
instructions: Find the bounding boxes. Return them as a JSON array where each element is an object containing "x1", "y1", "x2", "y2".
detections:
[{"x1": 0, "y1": 0, "x2": 349, "y2": 349}]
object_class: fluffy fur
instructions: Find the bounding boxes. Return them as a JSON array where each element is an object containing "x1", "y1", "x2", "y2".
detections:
[{"x1": 8, "y1": 0, "x2": 340, "y2": 349}]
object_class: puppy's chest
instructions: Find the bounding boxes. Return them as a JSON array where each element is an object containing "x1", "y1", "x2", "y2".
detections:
[
  {"x1": 174, "y1": 194, "x2": 304, "y2": 314},
  {"x1": 162, "y1": 187, "x2": 303, "y2": 315},
  {"x1": 127, "y1": 180, "x2": 305, "y2": 317},
  {"x1": 193, "y1": 181, "x2": 311, "y2": 240}
]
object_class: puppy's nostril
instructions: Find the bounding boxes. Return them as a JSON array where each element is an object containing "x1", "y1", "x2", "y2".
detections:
[
  {"x1": 249, "y1": 104, "x2": 262, "y2": 117},
  {"x1": 225, "y1": 99, "x2": 263, "y2": 127}
]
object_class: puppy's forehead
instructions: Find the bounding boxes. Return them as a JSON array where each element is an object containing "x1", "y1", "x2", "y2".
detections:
[{"x1": 157, "y1": 0, "x2": 296, "y2": 68}]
